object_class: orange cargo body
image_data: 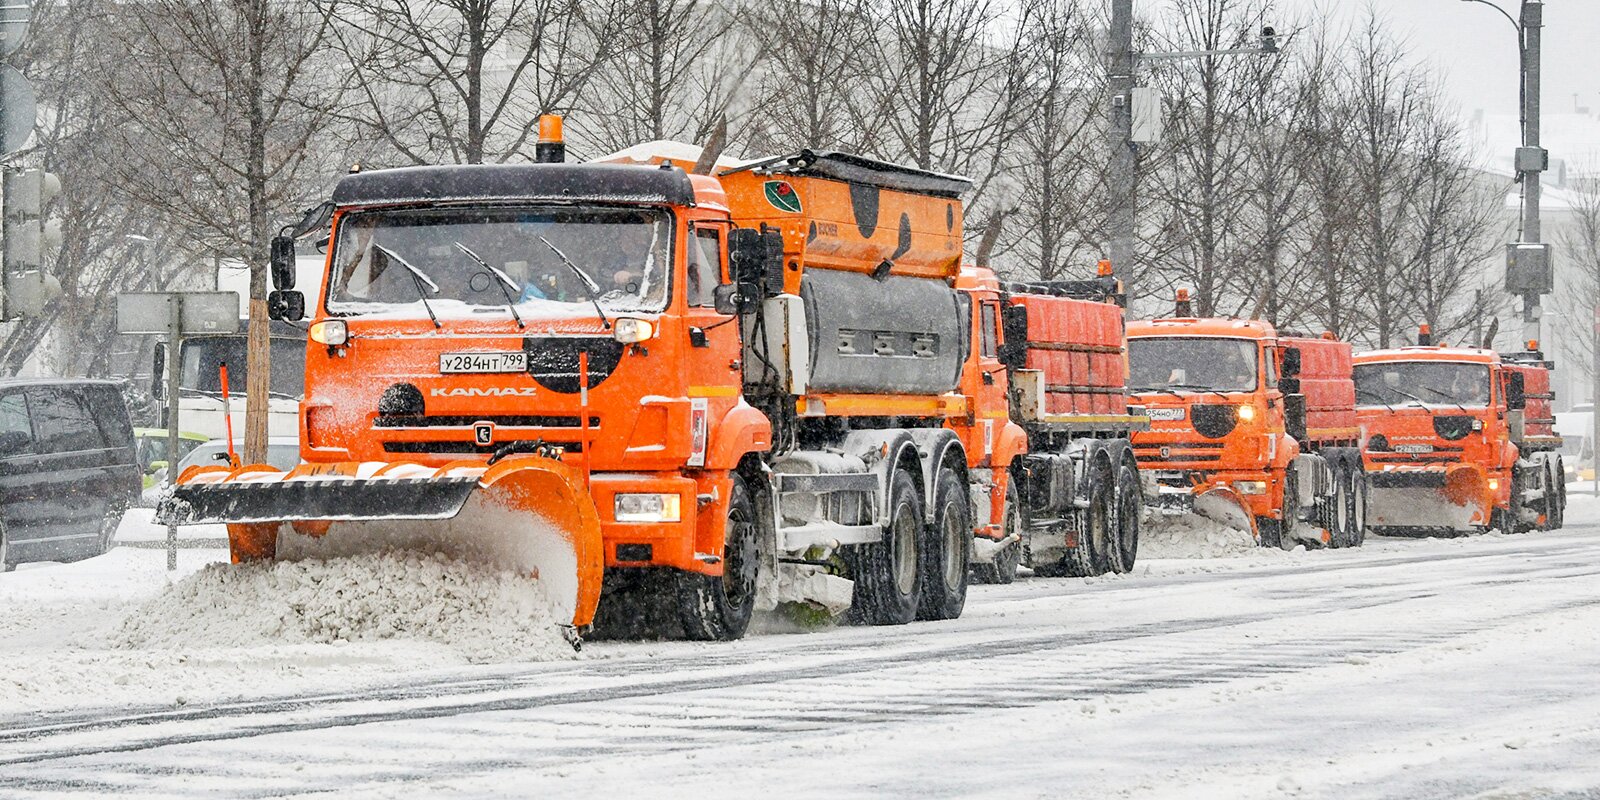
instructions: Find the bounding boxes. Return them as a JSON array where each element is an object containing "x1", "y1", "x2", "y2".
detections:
[
  {"x1": 1503, "y1": 361, "x2": 1555, "y2": 439},
  {"x1": 1008, "y1": 293, "x2": 1128, "y2": 417},
  {"x1": 1281, "y1": 335, "x2": 1357, "y2": 445}
]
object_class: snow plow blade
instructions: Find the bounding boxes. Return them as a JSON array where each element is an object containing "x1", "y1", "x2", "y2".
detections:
[
  {"x1": 158, "y1": 457, "x2": 604, "y2": 628},
  {"x1": 1151, "y1": 482, "x2": 1257, "y2": 536},
  {"x1": 1367, "y1": 464, "x2": 1489, "y2": 531}
]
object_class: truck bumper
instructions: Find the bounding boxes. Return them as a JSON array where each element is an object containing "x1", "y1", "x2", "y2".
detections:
[{"x1": 590, "y1": 472, "x2": 728, "y2": 576}]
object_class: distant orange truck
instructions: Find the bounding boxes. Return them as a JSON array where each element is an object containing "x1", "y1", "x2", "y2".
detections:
[
  {"x1": 1354, "y1": 328, "x2": 1566, "y2": 534},
  {"x1": 1127, "y1": 294, "x2": 1369, "y2": 548}
]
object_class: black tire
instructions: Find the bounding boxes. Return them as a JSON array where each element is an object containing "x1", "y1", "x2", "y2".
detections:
[
  {"x1": 1258, "y1": 465, "x2": 1296, "y2": 550},
  {"x1": 677, "y1": 474, "x2": 761, "y2": 641},
  {"x1": 1328, "y1": 455, "x2": 1352, "y2": 548},
  {"x1": 1060, "y1": 462, "x2": 1111, "y2": 577},
  {"x1": 1346, "y1": 453, "x2": 1368, "y2": 548},
  {"x1": 1107, "y1": 460, "x2": 1140, "y2": 574},
  {"x1": 971, "y1": 480, "x2": 1022, "y2": 585},
  {"x1": 1508, "y1": 468, "x2": 1528, "y2": 534},
  {"x1": 917, "y1": 467, "x2": 970, "y2": 621},
  {"x1": 851, "y1": 468, "x2": 922, "y2": 625},
  {"x1": 0, "y1": 520, "x2": 12, "y2": 572},
  {"x1": 1553, "y1": 456, "x2": 1567, "y2": 529}
]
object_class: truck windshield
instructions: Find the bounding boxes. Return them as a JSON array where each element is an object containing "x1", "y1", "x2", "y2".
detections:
[
  {"x1": 1129, "y1": 337, "x2": 1258, "y2": 393},
  {"x1": 327, "y1": 206, "x2": 671, "y2": 316},
  {"x1": 1354, "y1": 361, "x2": 1490, "y2": 407},
  {"x1": 180, "y1": 337, "x2": 306, "y2": 400}
]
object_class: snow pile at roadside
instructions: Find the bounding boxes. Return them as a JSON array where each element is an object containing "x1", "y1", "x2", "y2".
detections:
[
  {"x1": 113, "y1": 551, "x2": 573, "y2": 663},
  {"x1": 1139, "y1": 514, "x2": 1274, "y2": 559}
]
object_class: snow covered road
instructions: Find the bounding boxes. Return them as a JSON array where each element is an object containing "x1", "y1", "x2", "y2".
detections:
[{"x1": 4, "y1": 504, "x2": 1600, "y2": 797}]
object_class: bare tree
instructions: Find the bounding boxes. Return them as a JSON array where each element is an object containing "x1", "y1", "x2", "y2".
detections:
[
  {"x1": 583, "y1": 0, "x2": 756, "y2": 153},
  {"x1": 1142, "y1": 0, "x2": 1276, "y2": 317},
  {"x1": 97, "y1": 0, "x2": 346, "y2": 462},
  {"x1": 0, "y1": 1, "x2": 200, "y2": 377},
  {"x1": 989, "y1": 0, "x2": 1103, "y2": 282},
  {"x1": 325, "y1": 0, "x2": 626, "y2": 165},
  {"x1": 739, "y1": 0, "x2": 882, "y2": 155}
]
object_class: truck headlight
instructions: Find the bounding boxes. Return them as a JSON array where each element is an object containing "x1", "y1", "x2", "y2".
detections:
[
  {"x1": 613, "y1": 318, "x2": 654, "y2": 344},
  {"x1": 1235, "y1": 480, "x2": 1268, "y2": 495},
  {"x1": 309, "y1": 320, "x2": 348, "y2": 346},
  {"x1": 614, "y1": 493, "x2": 681, "y2": 522},
  {"x1": 1236, "y1": 404, "x2": 1256, "y2": 422}
]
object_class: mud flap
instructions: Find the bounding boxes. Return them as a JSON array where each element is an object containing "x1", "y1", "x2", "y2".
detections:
[{"x1": 160, "y1": 457, "x2": 604, "y2": 628}]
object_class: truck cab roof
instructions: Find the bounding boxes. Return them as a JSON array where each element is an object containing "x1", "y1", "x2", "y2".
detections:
[{"x1": 1127, "y1": 318, "x2": 1278, "y2": 339}]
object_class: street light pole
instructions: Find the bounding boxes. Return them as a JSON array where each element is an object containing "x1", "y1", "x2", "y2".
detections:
[{"x1": 1107, "y1": 0, "x2": 1135, "y2": 275}]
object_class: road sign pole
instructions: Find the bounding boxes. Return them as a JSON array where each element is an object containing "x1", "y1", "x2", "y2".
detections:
[{"x1": 165, "y1": 294, "x2": 182, "y2": 571}]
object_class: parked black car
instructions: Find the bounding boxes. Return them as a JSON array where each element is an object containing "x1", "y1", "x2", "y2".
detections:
[{"x1": 0, "y1": 379, "x2": 140, "y2": 570}]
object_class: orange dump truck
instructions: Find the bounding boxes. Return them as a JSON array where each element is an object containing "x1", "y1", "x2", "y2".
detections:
[
  {"x1": 962, "y1": 269, "x2": 1148, "y2": 581},
  {"x1": 1354, "y1": 329, "x2": 1566, "y2": 534},
  {"x1": 1126, "y1": 295, "x2": 1370, "y2": 548},
  {"x1": 157, "y1": 122, "x2": 1143, "y2": 641}
]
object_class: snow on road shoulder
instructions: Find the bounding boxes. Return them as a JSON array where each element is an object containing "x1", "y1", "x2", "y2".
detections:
[
  {"x1": 1, "y1": 524, "x2": 577, "y2": 717},
  {"x1": 115, "y1": 551, "x2": 573, "y2": 663}
]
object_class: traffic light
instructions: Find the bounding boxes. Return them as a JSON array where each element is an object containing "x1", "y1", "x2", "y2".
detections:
[{"x1": 2, "y1": 168, "x2": 64, "y2": 319}]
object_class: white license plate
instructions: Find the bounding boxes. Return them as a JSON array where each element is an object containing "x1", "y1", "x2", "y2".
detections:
[
  {"x1": 1145, "y1": 407, "x2": 1187, "y2": 421},
  {"x1": 1394, "y1": 443, "x2": 1435, "y2": 454},
  {"x1": 439, "y1": 351, "x2": 527, "y2": 373}
]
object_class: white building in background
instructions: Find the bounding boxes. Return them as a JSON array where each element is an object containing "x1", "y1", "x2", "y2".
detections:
[{"x1": 1465, "y1": 107, "x2": 1600, "y2": 411}]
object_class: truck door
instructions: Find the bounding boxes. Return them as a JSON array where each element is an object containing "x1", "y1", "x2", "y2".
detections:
[
  {"x1": 684, "y1": 222, "x2": 744, "y2": 404},
  {"x1": 975, "y1": 299, "x2": 1007, "y2": 461}
]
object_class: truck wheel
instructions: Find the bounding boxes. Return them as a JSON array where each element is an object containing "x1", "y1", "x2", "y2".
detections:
[
  {"x1": 1328, "y1": 456, "x2": 1352, "y2": 548},
  {"x1": 1553, "y1": 456, "x2": 1567, "y2": 529},
  {"x1": 972, "y1": 482, "x2": 1021, "y2": 585},
  {"x1": 851, "y1": 468, "x2": 922, "y2": 625},
  {"x1": 0, "y1": 521, "x2": 11, "y2": 572},
  {"x1": 1258, "y1": 466, "x2": 1296, "y2": 550},
  {"x1": 1060, "y1": 464, "x2": 1111, "y2": 577},
  {"x1": 917, "y1": 467, "x2": 970, "y2": 620},
  {"x1": 677, "y1": 475, "x2": 760, "y2": 641},
  {"x1": 1346, "y1": 453, "x2": 1368, "y2": 547},
  {"x1": 1107, "y1": 460, "x2": 1140, "y2": 574}
]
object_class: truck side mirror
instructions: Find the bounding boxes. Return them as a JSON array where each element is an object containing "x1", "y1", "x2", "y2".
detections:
[
  {"x1": 728, "y1": 228, "x2": 785, "y2": 296},
  {"x1": 270, "y1": 235, "x2": 297, "y2": 290},
  {"x1": 999, "y1": 304, "x2": 1029, "y2": 370},
  {"x1": 1506, "y1": 372, "x2": 1527, "y2": 410},
  {"x1": 267, "y1": 290, "x2": 305, "y2": 321},
  {"x1": 1281, "y1": 346, "x2": 1301, "y2": 379}
]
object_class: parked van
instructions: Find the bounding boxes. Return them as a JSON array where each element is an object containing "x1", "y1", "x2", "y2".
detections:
[{"x1": 0, "y1": 379, "x2": 140, "y2": 570}]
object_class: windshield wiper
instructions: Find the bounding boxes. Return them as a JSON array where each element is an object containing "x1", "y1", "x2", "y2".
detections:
[
  {"x1": 1168, "y1": 383, "x2": 1233, "y2": 401},
  {"x1": 537, "y1": 236, "x2": 610, "y2": 329},
  {"x1": 453, "y1": 242, "x2": 524, "y2": 329},
  {"x1": 1130, "y1": 386, "x2": 1186, "y2": 400},
  {"x1": 1421, "y1": 386, "x2": 1471, "y2": 415},
  {"x1": 1387, "y1": 386, "x2": 1428, "y2": 408},
  {"x1": 1356, "y1": 388, "x2": 1396, "y2": 412},
  {"x1": 373, "y1": 244, "x2": 441, "y2": 329}
]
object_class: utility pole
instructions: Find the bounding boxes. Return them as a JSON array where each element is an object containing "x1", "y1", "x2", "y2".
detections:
[
  {"x1": 1104, "y1": 1, "x2": 1276, "y2": 290},
  {"x1": 1519, "y1": 0, "x2": 1544, "y2": 345}
]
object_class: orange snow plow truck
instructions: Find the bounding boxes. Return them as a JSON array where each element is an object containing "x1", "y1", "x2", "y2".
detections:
[
  {"x1": 1353, "y1": 327, "x2": 1566, "y2": 534},
  {"x1": 1126, "y1": 293, "x2": 1370, "y2": 548},
  {"x1": 158, "y1": 118, "x2": 1147, "y2": 640}
]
